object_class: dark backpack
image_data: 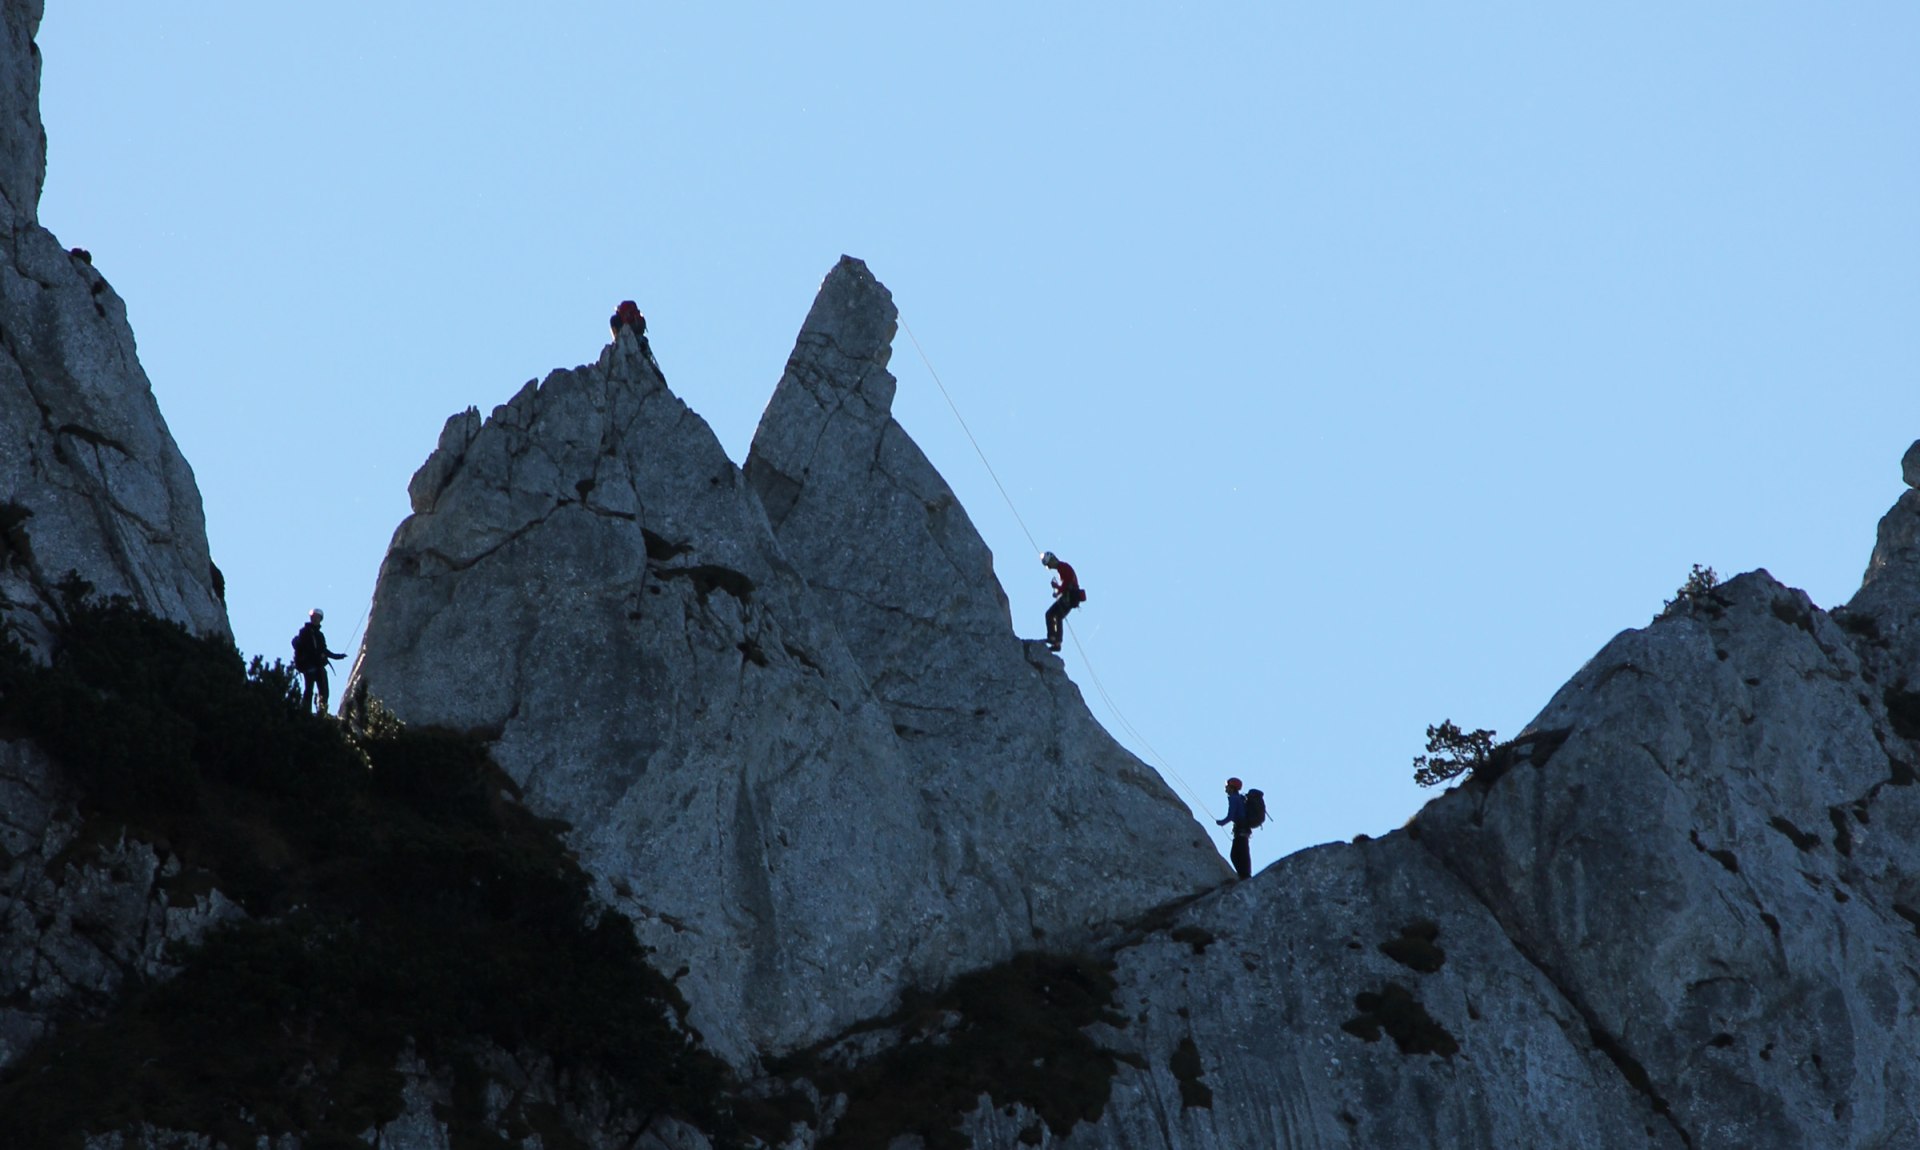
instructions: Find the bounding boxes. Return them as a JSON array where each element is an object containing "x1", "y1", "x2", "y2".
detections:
[
  {"x1": 1243, "y1": 789, "x2": 1266, "y2": 829},
  {"x1": 291, "y1": 625, "x2": 317, "y2": 669}
]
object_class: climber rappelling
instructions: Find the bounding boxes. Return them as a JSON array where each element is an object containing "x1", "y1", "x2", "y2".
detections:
[{"x1": 1041, "y1": 551, "x2": 1084, "y2": 652}]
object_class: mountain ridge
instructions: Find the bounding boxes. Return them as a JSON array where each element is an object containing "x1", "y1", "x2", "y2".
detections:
[{"x1": 4, "y1": 0, "x2": 1920, "y2": 1143}]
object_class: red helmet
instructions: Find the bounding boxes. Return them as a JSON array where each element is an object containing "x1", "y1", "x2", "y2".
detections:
[{"x1": 1225, "y1": 777, "x2": 1242, "y2": 791}]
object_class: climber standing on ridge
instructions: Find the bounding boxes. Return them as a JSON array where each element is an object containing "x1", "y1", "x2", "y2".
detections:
[
  {"x1": 1042, "y1": 551, "x2": 1082, "y2": 653},
  {"x1": 609, "y1": 299, "x2": 655, "y2": 365},
  {"x1": 1216, "y1": 777, "x2": 1265, "y2": 881},
  {"x1": 292, "y1": 608, "x2": 346, "y2": 715}
]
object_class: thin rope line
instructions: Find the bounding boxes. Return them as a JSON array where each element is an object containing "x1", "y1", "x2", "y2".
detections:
[
  {"x1": 342, "y1": 600, "x2": 372, "y2": 665},
  {"x1": 900, "y1": 314, "x2": 1224, "y2": 827},
  {"x1": 899, "y1": 318, "x2": 1041, "y2": 555},
  {"x1": 337, "y1": 599, "x2": 374, "y2": 714},
  {"x1": 1066, "y1": 620, "x2": 1214, "y2": 815}
]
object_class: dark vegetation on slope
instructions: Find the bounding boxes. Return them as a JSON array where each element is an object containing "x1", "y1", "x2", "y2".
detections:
[
  {"x1": 766, "y1": 952, "x2": 1139, "y2": 1150},
  {"x1": 0, "y1": 584, "x2": 735, "y2": 1149}
]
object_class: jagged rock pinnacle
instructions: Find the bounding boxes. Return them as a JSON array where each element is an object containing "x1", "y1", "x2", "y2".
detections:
[
  {"x1": 354, "y1": 258, "x2": 1227, "y2": 1062},
  {"x1": 0, "y1": 0, "x2": 47, "y2": 235},
  {"x1": 747, "y1": 256, "x2": 1227, "y2": 947},
  {"x1": 1846, "y1": 438, "x2": 1920, "y2": 689},
  {"x1": 0, "y1": 0, "x2": 225, "y2": 647}
]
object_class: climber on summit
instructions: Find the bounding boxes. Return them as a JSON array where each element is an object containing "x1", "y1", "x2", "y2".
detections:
[
  {"x1": 1216, "y1": 777, "x2": 1265, "y2": 881},
  {"x1": 1041, "y1": 551, "x2": 1082, "y2": 653},
  {"x1": 291, "y1": 608, "x2": 346, "y2": 715},
  {"x1": 609, "y1": 299, "x2": 654, "y2": 363}
]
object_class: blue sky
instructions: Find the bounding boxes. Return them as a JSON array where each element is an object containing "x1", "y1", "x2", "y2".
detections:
[{"x1": 35, "y1": 5, "x2": 1920, "y2": 874}]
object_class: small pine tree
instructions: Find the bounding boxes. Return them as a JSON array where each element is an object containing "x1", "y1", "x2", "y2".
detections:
[
  {"x1": 1412, "y1": 720, "x2": 1497, "y2": 788},
  {"x1": 1660, "y1": 563, "x2": 1721, "y2": 618}
]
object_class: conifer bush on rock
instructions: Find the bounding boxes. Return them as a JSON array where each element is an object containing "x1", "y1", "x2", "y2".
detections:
[{"x1": 0, "y1": 590, "x2": 735, "y2": 1147}]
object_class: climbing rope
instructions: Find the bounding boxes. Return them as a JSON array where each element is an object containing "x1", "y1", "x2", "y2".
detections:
[
  {"x1": 342, "y1": 599, "x2": 373, "y2": 664},
  {"x1": 899, "y1": 319, "x2": 1042, "y2": 556},
  {"x1": 1065, "y1": 620, "x2": 1214, "y2": 815},
  {"x1": 900, "y1": 316, "x2": 1221, "y2": 823},
  {"x1": 337, "y1": 598, "x2": 374, "y2": 713}
]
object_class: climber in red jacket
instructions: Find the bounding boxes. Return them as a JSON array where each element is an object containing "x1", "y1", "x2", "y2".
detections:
[
  {"x1": 609, "y1": 299, "x2": 645, "y2": 340},
  {"x1": 1042, "y1": 551, "x2": 1082, "y2": 652},
  {"x1": 609, "y1": 299, "x2": 656, "y2": 366}
]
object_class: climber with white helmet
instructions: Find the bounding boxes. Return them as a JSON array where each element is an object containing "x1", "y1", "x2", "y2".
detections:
[
  {"x1": 291, "y1": 608, "x2": 347, "y2": 715},
  {"x1": 1041, "y1": 551, "x2": 1083, "y2": 653}
]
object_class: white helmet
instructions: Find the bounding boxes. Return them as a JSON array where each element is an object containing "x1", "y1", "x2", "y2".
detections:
[
  {"x1": 1041, "y1": 551, "x2": 1057, "y2": 567},
  {"x1": 310, "y1": 608, "x2": 324, "y2": 621}
]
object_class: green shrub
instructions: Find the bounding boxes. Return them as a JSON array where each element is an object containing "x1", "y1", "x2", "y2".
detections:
[
  {"x1": 0, "y1": 592, "x2": 733, "y2": 1147},
  {"x1": 1660, "y1": 563, "x2": 1722, "y2": 618},
  {"x1": 771, "y1": 952, "x2": 1135, "y2": 1150},
  {"x1": 1411, "y1": 720, "x2": 1497, "y2": 788}
]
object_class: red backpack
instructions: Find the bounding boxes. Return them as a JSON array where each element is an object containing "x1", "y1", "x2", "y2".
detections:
[{"x1": 615, "y1": 300, "x2": 643, "y2": 328}]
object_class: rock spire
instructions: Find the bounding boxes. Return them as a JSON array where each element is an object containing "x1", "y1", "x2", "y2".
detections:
[
  {"x1": 352, "y1": 282, "x2": 1222, "y2": 1060},
  {"x1": 746, "y1": 255, "x2": 1226, "y2": 956},
  {"x1": 0, "y1": 0, "x2": 227, "y2": 647}
]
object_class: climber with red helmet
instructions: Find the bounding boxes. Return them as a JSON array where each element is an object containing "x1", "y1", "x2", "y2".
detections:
[
  {"x1": 1041, "y1": 551, "x2": 1082, "y2": 653},
  {"x1": 609, "y1": 299, "x2": 656, "y2": 366},
  {"x1": 610, "y1": 299, "x2": 645, "y2": 339}
]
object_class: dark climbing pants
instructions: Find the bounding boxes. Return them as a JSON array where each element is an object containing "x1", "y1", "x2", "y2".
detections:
[
  {"x1": 1045, "y1": 596, "x2": 1076, "y2": 648},
  {"x1": 1230, "y1": 830, "x2": 1252, "y2": 881},
  {"x1": 301, "y1": 665, "x2": 330, "y2": 714}
]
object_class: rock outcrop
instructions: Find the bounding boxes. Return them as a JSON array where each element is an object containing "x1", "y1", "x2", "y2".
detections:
[
  {"x1": 937, "y1": 451, "x2": 1920, "y2": 1150},
  {"x1": 970, "y1": 836, "x2": 1685, "y2": 1149},
  {"x1": 0, "y1": 738, "x2": 241, "y2": 1071},
  {"x1": 1843, "y1": 445, "x2": 1920, "y2": 694},
  {"x1": 0, "y1": 0, "x2": 226, "y2": 650},
  {"x1": 0, "y1": 0, "x2": 230, "y2": 1098},
  {"x1": 350, "y1": 290, "x2": 1222, "y2": 1061},
  {"x1": 8, "y1": 0, "x2": 1920, "y2": 1140},
  {"x1": 745, "y1": 257, "x2": 1225, "y2": 973}
]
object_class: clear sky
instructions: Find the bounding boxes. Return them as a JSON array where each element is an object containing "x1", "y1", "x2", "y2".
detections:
[{"x1": 34, "y1": 5, "x2": 1920, "y2": 875}]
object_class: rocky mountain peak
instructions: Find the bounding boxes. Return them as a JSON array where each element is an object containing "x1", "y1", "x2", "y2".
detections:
[
  {"x1": 0, "y1": 0, "x2": 224, "y2": 649},
  {"x1": 353, "y1": 286, "x2": 1222, "y2": 1062},
  {"x1": 1844, "y1": 438, "x2": 1920, "y2": 686},
  {"x1": 746, "y1": 254, "x2": 1224, "y2": 954},
  {"x1": 0, "y1": 0, "x2": 46, "y2": 234}
]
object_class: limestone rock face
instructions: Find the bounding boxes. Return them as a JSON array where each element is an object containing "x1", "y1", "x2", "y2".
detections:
[
  {"x1": 355, "y1": 311, "x2": 1221, "y2": 1067},
  {"x1": 0, "y1": 0, "x2": 227, "y2": 648},
  {"x1": 1844, "y1": 439, "x2": 1920, "y2": 691},
  {"x1": 1005, "y1": 558, "x2": 1920, "y2": 1150},
  {"x1": 966, "y1": 837, "x2": 1682, "y2": 1150},
  {"x1": 1407, "y1": 571, "x2": 1920, "y2": 1149},
  {"x1": 745, "y1": 256, "x2": 1225, "y2": 959},
  {"x1": 0, "y1": 0, "x2": 46, "y2": 237},
  {"x1": 353, "y1": 260, "x2": 1224, "y2": 1062},
  {"x1": 353, "y1": 334, "x2": 948, "y2": 1061},
  {"x1": 0, "y1": 0, "x2": 231, "y2": 1077},
  {"x1": 0, "y1": 738, "x2": 241, "y2": 1071}
]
